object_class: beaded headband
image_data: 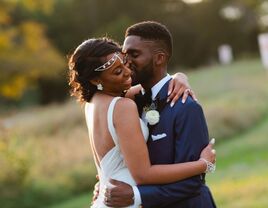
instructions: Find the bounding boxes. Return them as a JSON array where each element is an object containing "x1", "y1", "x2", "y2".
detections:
[{"x1": 94, "y1": 52, "x2": 124, "y2": 72}]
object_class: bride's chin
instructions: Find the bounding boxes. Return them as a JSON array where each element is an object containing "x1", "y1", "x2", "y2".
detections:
[
  {"x1": 123, "y1": 83, "x2": 132, "y2": 90},
  {"x1": 122, "y1": 88, "x2": 129, "y2": 93},
  {"x1": 126, "y1": 85, "x2": 132, "y2": 90}
]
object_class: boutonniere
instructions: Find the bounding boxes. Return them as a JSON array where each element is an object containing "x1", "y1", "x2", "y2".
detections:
[{"x1": 144, "y1": 103, "x2": 160, "y2": 125}]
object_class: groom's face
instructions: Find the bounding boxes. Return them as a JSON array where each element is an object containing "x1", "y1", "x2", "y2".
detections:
[{"x1": 122, "y1": 35, "x2": 154, "y2": 86}]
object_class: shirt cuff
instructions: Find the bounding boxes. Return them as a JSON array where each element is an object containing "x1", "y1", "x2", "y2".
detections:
[{"x1": 132, "y1": 185, "x2": 142, "y2": 206}]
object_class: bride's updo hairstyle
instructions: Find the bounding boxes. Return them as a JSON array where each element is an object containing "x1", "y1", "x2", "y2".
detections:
[{"x1": 68, "y1": 38, "x2": 121, "y2": 103}]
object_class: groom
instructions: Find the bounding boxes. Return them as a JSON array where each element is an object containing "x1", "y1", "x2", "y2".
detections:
[{"x1": 104, "y1": 21, "x2": 216, "y2": 208}]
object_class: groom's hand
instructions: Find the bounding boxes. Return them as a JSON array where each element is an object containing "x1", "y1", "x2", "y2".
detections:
[{"x1": 104, "y1": 179, "x2": 134, "y2": 207}]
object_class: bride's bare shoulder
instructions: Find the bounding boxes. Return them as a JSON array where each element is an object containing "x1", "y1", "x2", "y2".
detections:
[
  {"x1": 116, "y1": 97, "x2": 137, "y2": 108},
  {"x1": 113, "y1": 97, "x2": 139, "y2": 128},
  {"x1": 114, "y1": 97, "x2": 138, "y2": 114}
]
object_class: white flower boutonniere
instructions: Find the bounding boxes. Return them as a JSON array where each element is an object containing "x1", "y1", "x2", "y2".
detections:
[
  {"x1": 145, "y1": 110, "x2": 160, "y2": 125},
  {"x1": 144, "y1": 103, "x2": 160, "y2": 125}
]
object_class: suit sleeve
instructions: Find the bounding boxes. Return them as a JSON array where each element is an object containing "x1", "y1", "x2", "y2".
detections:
[{"x1": 137, "y1": 101, "x2": 209, "y2": 208}]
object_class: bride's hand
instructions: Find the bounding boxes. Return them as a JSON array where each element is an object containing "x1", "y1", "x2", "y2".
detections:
[
  {"x1": 200, "y1": 138, "x2": 216, "y2": 164},
  {"x1": 168, "y1": 72, "x2": 197, "y2": 107}
]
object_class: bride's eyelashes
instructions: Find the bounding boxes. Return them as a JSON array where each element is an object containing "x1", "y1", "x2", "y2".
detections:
[{"x1": 114, "y1": 68, "x2": 123, "y2": 75}]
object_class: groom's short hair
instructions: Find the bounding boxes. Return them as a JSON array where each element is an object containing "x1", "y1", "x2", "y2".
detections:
[{"x1": 125, "y1": 21, "x2": 173, "y2": 59}]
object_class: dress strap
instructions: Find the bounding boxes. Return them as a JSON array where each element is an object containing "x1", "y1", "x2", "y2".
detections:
[{"x1": 107, "y1": 97, "x2": 121, "y2": 145}]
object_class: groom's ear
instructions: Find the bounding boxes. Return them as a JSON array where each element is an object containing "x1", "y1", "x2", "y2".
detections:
[{"x1": 154, "y1": 52, "x2": 166, "y2": 66}]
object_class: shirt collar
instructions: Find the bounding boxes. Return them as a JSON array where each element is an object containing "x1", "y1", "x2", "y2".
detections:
[{"x1": 151, "y1": 74, "x2": 171, "y2": 100}]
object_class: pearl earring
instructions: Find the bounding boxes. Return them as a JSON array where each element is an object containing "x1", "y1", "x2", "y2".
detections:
[{"x1": 97, "y1": 83, "x2": 103, "y2": 91}]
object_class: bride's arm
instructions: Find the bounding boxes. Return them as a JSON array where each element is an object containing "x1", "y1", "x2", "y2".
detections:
[
  {"x1": 124, "y1": 73, "x2": 197, "y2": 103},
  {"x1": 114, "y1": 98, "x2": 215, "y2": 185}
]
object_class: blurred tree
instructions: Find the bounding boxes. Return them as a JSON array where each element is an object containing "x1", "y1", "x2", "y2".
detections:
[
  {"x1": 1, "y1": 0, "x2": 266, "y2": 105},
  {"x1": 0, "y1": 0, "x2": 65, "y2": 103},
  {"x1": 45, "y1": 0, "x2": 137, "y2": 53},
  {"x1": 93, "y1": 15, "x2": 134, "y2": 43},
  {"x1": 44, "y1": 0, "x2": 262, "y2": 68},
  {"x1": 159, "y1": 0, "x2": 260, "y2": 67}
]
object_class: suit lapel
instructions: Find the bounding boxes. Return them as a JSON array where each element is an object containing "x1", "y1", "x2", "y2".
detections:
[
  {"x1": 148, "y1": 78, "x2": 172, "y2": 134},
  {"x1": 154, "y1": 78, "x2": 171, "y2": 114}
]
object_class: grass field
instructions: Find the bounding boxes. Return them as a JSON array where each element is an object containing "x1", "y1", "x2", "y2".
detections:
[
  {"x1": 48, "y1": 193, "x2": 91, "y2": 208},
  {"x1": 1, "y1": 59, "x2": 268, "y2": 207},
  {"x1": 208, "y1": 115, "x2": 268, "y2": 207},
  {"x1": 187, "y1": 59, "x2": 268, "y2": 141}
]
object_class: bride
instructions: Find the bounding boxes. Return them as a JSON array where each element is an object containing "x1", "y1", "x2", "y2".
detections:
[{"x1": 68, "y1": 38, "x2": 216, "y2": 208}]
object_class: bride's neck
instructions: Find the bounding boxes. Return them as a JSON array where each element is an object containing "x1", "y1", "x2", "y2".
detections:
[{"x1": 96, "y1": 90, "x2": 122, "y2": 97}]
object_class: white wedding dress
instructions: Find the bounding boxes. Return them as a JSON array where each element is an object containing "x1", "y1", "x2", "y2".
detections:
[{"x1": 85, "y1": 97, "x2": 149, "y2": 208}]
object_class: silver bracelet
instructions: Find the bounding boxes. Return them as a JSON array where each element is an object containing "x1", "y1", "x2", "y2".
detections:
[{"x1": 199, "y1": 158, "x2": 216, "y2": 173}]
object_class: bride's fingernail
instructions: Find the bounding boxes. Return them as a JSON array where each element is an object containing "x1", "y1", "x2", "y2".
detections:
[
  {"x1": 170, "y1": 102, "x2": 174, "y2": 107},
  {"x1": 168, "y1": 90, "x2": 171, "y2": 96},
  {"x1": 210, "y1": 138, "x2": 215, "y2": 144},
  {"x1": 166, "y1": 98, "x2": 170, "y2": 103}
]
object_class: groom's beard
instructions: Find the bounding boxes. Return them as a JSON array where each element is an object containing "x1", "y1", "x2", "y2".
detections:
[{"x1": 131, "y1": 60, "x2": 154, "y2": 86}]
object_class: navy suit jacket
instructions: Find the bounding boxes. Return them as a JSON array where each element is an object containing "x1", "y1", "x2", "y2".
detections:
[{"x1": 137, "y1": 80, "x2": 216, "y2": 208}]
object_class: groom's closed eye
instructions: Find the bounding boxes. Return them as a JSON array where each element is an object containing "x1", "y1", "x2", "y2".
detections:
[
  {"x1": 131, "y1": 52, "x2": 139, "y2": 58},
  {"x1": 127, "y1": 50, "x2": 140, "y2": 59}
]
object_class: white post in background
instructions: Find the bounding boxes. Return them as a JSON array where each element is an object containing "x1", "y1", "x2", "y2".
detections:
[
  {"x1": 218, "y1": 44, "x2": 233, "y2": 65},
  {"x1": 258, "y1": 33, "x2": 268, "y2": 70}
]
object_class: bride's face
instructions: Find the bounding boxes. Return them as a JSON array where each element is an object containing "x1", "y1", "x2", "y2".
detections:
[{"x1": 98, "y1": 52, "x2": 132, "y2": 95}]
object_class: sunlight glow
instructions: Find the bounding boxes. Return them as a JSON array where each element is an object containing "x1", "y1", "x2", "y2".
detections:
[
  {"x1": 220, "y1": 6, "x2": 242, "y2": 20},
  {"x1": 182, "y1": 0, "x2": 203, "y2": 4}
]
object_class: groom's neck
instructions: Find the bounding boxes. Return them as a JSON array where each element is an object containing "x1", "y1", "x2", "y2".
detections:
[{"x1": 142, "y1": 72, "x2": 167, "y2": 91}]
